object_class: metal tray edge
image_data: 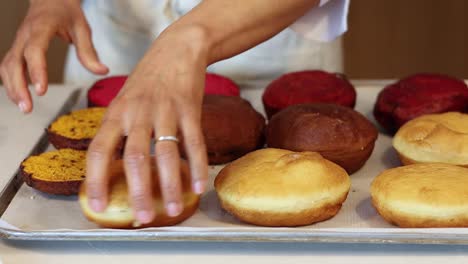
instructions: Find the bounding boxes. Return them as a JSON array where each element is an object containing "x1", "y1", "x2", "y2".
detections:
[
  {"x1": 0, "y1": 88, "x2": 81, "y2": 217},
  {"x1": 2, "y1": 228, "x2": 468, "y2": 245}
]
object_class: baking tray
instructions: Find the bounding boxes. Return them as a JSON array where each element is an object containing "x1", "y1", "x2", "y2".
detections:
[{"x1": 1, "y1": 83, "x2": 468, "y2": 244}]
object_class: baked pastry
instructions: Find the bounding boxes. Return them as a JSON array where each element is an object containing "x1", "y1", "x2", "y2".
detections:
[
  {"x1": 184, "y1": 95, "x2": 265, "y2": 164},
  {"x1": 373, "y1": 73, "x2": 468, "y2": 134},
  {"x1": 79, "y1": 159, "x2": 199, "y2": 228},
  {"x1": 20, "y1": 149, "x2": 86, "y2": 195},
  {"x1": 393, "y1": 112, "x2": 468, "y2": 167},
  {"x1": 204, "y1": 73, "x2": 240, "y2": 96},
  {"x1": 266, "y1": 103, "x2": 378, "y2": 174},
  {"x1": 87, "y1": 73, "x2": 239, "y2": 108},
  {"x1": 262, "y1": 70, "x2": 356, "y2": 119},
  {"x1": 47, "y1": 107, "x2": 107, "y2": 150},
  {"x1": 87, "y1": 75, "x2": 128, "y2": 107},
  {"x1": 371, "y1": 163, "x2": 468, "y2": 228},
  {"x1": 214, "y1": 148, "x2": 350, "y2": 227}
]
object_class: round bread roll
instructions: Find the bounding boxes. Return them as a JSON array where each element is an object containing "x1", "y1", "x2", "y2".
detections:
[
  {"x1": 266, "y1": 103, "x2": 378, "y2": 174},
  {"x1": 262, "y1": 70, "x2": 356, "y2": 119},
  {"x1": 373, "y1": 73, "x2": 468, "y2": 134},
  {"x1": 214, "y1": 148, "x2": 351, "y2": 227},
  {"x1": 184, "y1": 95, "x2": 265, "y2": 165},
  {"x1": 393, "y1": 112, "x2": 468, "y2": 167},
  {"x1": 79, "y1": 159, "x2": 200, "y2": 228},
  {"x1": 371, "y1": 163, "x2": 468, "y2": 228}
]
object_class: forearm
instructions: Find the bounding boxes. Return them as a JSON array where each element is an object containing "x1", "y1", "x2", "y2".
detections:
[{"x1": 166, "y1": 0, "x2": 320, "y2": 64}]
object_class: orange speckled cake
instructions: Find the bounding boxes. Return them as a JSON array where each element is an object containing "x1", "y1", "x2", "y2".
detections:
[
  {"x1": 20, "y1": 149, "x2": 86, "y2": 195},
  {"x1": 47, "y1": 107, "x2": 106, "y2": 150}
]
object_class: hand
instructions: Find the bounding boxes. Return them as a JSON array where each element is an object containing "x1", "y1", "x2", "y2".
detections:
[
  {"x1": 85, "y1": 25, "x2": 209, "y2": 224},
  {"x1": 0, "y1": 0, "x2": 108, "y2": 113}
]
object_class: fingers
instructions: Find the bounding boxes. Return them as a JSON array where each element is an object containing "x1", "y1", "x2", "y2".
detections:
[
  {"x1": 25, "y1": 47, "x2": 48, "y2": 96},
  {"x1": 86, "y1": 113, "x2": 123, "y2": 212},
  {"x1": 23, "y1": 27, "x2": 54, "y2": 96},
  {"x1": 0, "y1": 52, "x2": 32, "y2": 113},
  {"x1": 1, "y1": 19, "x2": 54, "y2": 110},
  {"x1": 71, "y1": 21, "x2": 109, "y2": 75},
  {"x1": 123, "y1": 103, "x2": 155, "y2": 224},
  {"x1": 179, "y1": 106, "x2": 208, "y2": 194},
  {"x1": 154, "y1": 103, "x2": 183, "y2": 217}
]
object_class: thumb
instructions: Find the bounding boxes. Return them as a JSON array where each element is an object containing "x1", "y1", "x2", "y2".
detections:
[{"x1": 71, "y1": 22, "x2": 109, "y2": 75}]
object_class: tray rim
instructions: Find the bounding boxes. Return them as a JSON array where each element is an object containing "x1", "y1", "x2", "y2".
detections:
[{"x1": 2, "y1": 227, "x2": 468, "y2": 244}]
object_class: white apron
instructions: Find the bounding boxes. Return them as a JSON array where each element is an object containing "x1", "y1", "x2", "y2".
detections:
[{"x1": 64, "y1": 0, "x2": 348, "y2": 87}]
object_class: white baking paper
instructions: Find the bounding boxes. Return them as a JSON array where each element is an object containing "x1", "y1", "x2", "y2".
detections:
[{"x1": 1, "y1": 82, "x2": 467, "y2": 237}]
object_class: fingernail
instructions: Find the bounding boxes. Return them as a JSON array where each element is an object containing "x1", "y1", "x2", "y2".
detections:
[
  {"x1": 90, "y1": 199, "x2": 105, "y2": 212},
  {"x1": 193, "y1": 180, "x2": 205, "y2": 194},
  {"x1": 35, "y1": 83, "x2": 43, "y2": 94},
  {"x1": 96, "y1": 62, "x2": 108, "y2": 71},
  {"x1": 166, "y1": 202, "x2": 182, "y2": 217},
  {"x1": 136, "y1": 210, "x2": 153, "y2": 224},
  {"x1": 18, "y1": 101, "x2": 27, "y2": 113}
]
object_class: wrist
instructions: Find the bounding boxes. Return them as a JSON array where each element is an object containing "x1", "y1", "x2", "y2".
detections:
[{"x1": 158, "y1": 23, "x2": 215, "y2": 66}]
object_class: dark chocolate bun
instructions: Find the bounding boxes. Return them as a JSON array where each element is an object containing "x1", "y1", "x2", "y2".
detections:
[
  {"x1": 373, "y1": 73, "x2": 468, "y2": 134},
  {"x1": 266, "y1": 103, "x2": 378, "y2": 174},
  {"x1": 262, "y1": 70, "x2": 356, "y2": 119},
  {"x1": 182, "y1": 95, "x2": 265, "y2": 165}
]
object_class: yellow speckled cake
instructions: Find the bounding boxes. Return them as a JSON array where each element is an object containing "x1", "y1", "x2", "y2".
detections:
[
  {"x1": 47, "y1": 107, "x2": 106, "y2": 150},
  {"x1": 20, "y1": 149, "x2": 86, "y2": 195}
]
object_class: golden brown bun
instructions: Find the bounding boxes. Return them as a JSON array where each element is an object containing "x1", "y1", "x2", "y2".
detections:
[
  {"x1": 393, "y1": 112, "x2": 468, "y2": 167},
  {"x1": 79, "y1": 160, "x2": 200, "y2": 228},
  {"x1": 371, "y1": 163, "x2": 468, "y2": 228},
  {"x1": 214, "y1": 148, "x2": 350, "y2": 227},
  {"x1": 266, "y1": 103, "x2": 378, "y2": 174}
]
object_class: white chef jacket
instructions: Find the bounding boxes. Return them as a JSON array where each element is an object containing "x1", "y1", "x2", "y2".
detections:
[{"x1": 64, "y1": 0, "x2": 349, "y2": 87}]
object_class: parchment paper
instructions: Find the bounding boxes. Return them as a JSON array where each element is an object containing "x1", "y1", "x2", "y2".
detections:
[{"x1": 2, "y1": 83, "x2": 467, "y2": 236}]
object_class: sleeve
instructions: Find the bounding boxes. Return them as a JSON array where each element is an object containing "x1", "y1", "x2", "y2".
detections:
[{"x1": 289, "y1": 0, "x2": 350, "y2": 42}]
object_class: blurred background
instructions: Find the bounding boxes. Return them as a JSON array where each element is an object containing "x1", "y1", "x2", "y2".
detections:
[{"x1": 1, "y1": 0, "x2": 467, "y2": 83}]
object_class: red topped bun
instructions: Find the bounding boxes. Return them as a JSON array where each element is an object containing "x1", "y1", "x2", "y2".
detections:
[
  {"x1": 204, "y1": 73, "x2": 240, "y2": 96},
  {"x1": 87, "y1": 76, "x2": 127, "y2": 107},
  {"x1": 373, "y1": 73, "x2": 468, "y2": 134},
  {"x1": 87, "y1": 73, "x2": 239, "y2": 107},
  {"x1": 262, "y1": 70, "x2": 356, "y2": 119}
]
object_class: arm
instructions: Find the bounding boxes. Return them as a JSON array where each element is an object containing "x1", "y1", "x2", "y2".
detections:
[
  {"x1": 86, "y1": 0, "x2": 321, "y2": 224},
  {"x1": 177, "y1": 0, "x2": 321, "y2": 63}
]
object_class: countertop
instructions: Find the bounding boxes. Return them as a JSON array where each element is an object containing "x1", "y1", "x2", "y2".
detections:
[{"x1": 1, "y1": 84, "x2": 468, "y2": 264}]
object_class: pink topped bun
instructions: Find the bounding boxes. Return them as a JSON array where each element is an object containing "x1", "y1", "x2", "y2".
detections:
[
  {"x1": 87, "y1": 73, "x2": 240, "y2": 107},
  {"x1": 87, "y1": 76, "x2": 127, "y2": 107},
  {"x1": 204, "y1": 73, "x2": 240, "y2": 97}
]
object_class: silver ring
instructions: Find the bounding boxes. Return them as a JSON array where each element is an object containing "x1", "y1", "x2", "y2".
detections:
[{"x1": 156, "y1": 135, "x2": 179, "y2": 143}]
